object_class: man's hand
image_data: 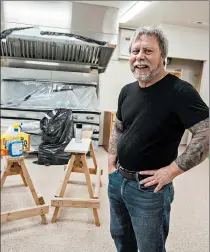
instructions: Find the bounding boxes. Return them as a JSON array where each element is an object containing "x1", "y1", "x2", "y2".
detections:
[
  {"x1": 109, "y1": 164, "x2": 117, "y2": 174},
  {"x1": 108, "y1": 154, "x2": 117, "y2": 174},
  {"x1": 139, "y1": 162, "x2": 184, "y2": 193}
]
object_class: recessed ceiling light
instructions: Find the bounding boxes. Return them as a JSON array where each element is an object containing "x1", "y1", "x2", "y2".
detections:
[{"x1": 120, "y1": 1, "x2": 152, "y2": 23}]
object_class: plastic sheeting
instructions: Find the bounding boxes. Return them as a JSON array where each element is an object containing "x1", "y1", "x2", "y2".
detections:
[
  {"x1": 1, "y1": 27, "x2": 107, "y2": 46},
  {"x1": 1, "y1": 78, "x2": 100, "y2": 152},
  {"x1": 1, "y1": 79, "x2": 99, "y2": 110},
  {"x1": 5, "y1": 27, "x2": 106, "y2": 46}
]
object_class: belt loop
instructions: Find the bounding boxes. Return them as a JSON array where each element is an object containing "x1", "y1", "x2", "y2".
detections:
[
  {"x1": 135, "y1": 172, "x2": 141, "y2": 190},
  {"x1": 116, "y1": 161, "x2": 120, "y2": 170},
  {"x1": 135, "y1": 172, "x2": 140, "y2": 182}
]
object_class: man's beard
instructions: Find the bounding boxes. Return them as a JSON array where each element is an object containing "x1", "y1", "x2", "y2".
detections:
[{"x1": 132, "y1": 62, "x2": 162, "y2": 82}]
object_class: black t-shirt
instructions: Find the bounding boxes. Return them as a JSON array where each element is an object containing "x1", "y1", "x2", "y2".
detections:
[{"x1": 117, "y1": 74, "x2": 209, "y2": 171}]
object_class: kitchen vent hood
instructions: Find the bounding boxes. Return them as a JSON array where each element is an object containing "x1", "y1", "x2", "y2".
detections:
[{"x1": 1, "y1": 2, "x2": 119, "y2": 73}]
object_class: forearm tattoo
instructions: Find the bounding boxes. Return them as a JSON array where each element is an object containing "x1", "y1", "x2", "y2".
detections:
[
  {"x1": 175, "y1": 118, "x2": 209, "y2": 172},
  {"x1": 108, "y1": 118, "x2": 124, "y2": 155}
]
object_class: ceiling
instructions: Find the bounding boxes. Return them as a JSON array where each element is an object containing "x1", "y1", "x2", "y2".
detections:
[
  {"x1": 77, "y1": 1, "x2": 209, "y2": 30},
  {"x1": 77, "y1": 1, "x2": 136, "y2": 15}
]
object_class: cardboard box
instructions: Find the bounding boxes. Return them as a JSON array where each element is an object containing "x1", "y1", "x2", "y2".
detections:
[
  {"x1": 17, "y1": 132, "x2": 30, "y2": 152},
  {"x1": 0, "y1": 133, "x2": 30, "y2": 156}
]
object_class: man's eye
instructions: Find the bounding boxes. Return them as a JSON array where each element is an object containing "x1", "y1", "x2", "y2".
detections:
[
  {"x1": 132, "y1": 50, "x2": 139, "y2": 54},
  {"x1": 145, "y1": 49, "x2": 152, "y2": 54}
]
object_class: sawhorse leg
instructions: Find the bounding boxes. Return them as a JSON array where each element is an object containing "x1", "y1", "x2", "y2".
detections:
[
  {"x1": 1, "y1": 156, "x2": 49, "y2": 224},
  {"x1": 51, "y1": 136, "x2": 101, "y2": 226},
  {"x1": 51, "y1": 155, "x2": 76, "y2": 223},
  {"x1": 20, "y1": 171, "x2": 28, "y2": 187},
  {"x1": 1, "y1": 160, "x2": 12, "y2": 188},
  {"x1": 81, "y1": 154, "x2": 100, "y2": 226},
  {"x1": 89, "y1": 142, "x2": 102, "y2": 187},
  {"x1": 19, "y1": 159, "x2": 47, "y2": 224},
  {"x1": 51, "y1": 154, "x2": 100, "y2": 226}
]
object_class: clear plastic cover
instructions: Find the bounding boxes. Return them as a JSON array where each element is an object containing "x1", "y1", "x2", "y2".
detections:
[
  {"x1": 1, "y1": 79, "x2": 99, "y2": 110},
  {"x1": 1, "y1": 78, "x2": 100, "y2": 151},
  {"x1": 7, "y1": 27, "x2": 107, "y2": 46}
]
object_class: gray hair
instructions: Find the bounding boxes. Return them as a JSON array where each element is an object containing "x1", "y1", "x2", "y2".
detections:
[{"x1": 129, "y1": 26, "x2": 169, "y2": 59}]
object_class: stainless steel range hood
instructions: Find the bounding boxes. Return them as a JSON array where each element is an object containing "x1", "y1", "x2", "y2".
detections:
[{"x1": 1, "y1": 2, "x2": 119, "y2": 73}]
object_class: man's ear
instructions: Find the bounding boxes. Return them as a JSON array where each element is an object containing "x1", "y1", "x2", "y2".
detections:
[{"x1": 163, "y1": 57, "x2": 166, "y2": 66}]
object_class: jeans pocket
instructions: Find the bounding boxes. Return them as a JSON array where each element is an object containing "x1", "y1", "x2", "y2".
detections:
[
  {"x1": 139, "y1": 183, "x2": 164, "y2": 194},
  {"x1": 108, "y1": 170, "x2": 120, "y2": 195}
]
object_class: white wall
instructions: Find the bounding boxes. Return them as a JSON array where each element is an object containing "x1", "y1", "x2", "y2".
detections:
[
  {"x1": 1, "y1": 1, "x2": 72, "y2": 31},
  {"x1": 99, "y1": 60, "x2": 135, "y2": 111},
  {"x1": 1, "y1": 1, "x2": 119, "y2": 44},
  {"x1": 159, "y1": 24, "x2": 208, "y2": 61},
  {"x1": 200, "y1": 60, "x2": 209, "y2": 105}
]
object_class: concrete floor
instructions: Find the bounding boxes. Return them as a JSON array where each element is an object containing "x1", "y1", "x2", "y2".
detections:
[{"x1": 1, "y1": 146, "x2": 209, "y2": 252}]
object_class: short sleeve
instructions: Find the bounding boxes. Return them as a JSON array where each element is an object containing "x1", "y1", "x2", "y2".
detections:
[
  {"x1": 116, "y1": 86, "x2": 126, "y2": 121},
  {"x1": 174, "y1": 83, "x2": 209, "y2": 129}
]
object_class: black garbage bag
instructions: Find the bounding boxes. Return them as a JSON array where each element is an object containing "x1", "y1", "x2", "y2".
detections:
[{"x1": 37, "y1": 108, "x2": 74, "y2": 165}]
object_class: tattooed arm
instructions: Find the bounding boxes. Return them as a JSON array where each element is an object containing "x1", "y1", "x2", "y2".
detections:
[
  {"x1": 108, "y1": 118, "x2": 124, "y2": 174},
  {"x1": 175, "y1": 118, "x2": 209, "y2": 171},
  {"x1": 140, "y1": 118, "x2": 209, "y2": 192}
]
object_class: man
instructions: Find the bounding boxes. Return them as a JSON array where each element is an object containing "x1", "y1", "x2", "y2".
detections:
[{"x1": 108, "y1": 26, "x2": 209, "y2": 252}]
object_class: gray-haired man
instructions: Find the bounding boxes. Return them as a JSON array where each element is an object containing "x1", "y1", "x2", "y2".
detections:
[{"x1": 108, "y1": 26, "x2": 209, "y2": 252}]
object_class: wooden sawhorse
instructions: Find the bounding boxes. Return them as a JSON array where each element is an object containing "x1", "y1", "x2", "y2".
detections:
[
  {"x1": 1, "y1": 156, "x2": 49, "y2": 224},
  {"x1": 51, "y1": 132, "x2": 102, "y2": 226}
]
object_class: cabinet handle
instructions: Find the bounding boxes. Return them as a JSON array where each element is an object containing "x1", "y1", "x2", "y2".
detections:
[
  {"x1": 73, "y1": 115, "x2": 78, "y2": 119},
  {"x1": 86, "y1": 116, "x2": 94, "y2": 120}
]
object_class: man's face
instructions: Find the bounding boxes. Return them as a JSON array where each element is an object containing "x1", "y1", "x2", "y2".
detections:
[{"x1": 129, "y1": 35, "x2": 164, "y2": 82}]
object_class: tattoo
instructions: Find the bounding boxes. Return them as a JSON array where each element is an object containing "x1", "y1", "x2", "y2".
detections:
[
  {"x1": 189, "y1": 118, "x2": 209, "y2": 135},
  {"x1": 175, "y1": 118, "x2": 209, "y2": 172},
  {"x1": 108, "y1": 118, "x2": 124, "y2": 156}
]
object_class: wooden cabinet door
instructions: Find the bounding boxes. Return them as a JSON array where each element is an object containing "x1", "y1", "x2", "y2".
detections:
[
  {"x1": 103, "y1": 111, "x2": 116, "y2": 152},
  {"x1": 168, "y1": 71, "x2": 182, "y2": 79}
]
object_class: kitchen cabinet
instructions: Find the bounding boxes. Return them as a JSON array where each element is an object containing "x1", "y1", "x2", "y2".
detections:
[{"x1": 167, "y1": 71, "x2": 182, "y2": 78}]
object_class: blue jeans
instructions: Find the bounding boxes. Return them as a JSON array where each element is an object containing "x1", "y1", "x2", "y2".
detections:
[{"x1": 108, "y1": 170, "x2": 174, "y2": 252}]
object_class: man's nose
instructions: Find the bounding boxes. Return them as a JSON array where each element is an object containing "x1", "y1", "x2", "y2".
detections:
[{"x1": 136, "y1": 51, "x2": 145, "y2": 61}]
